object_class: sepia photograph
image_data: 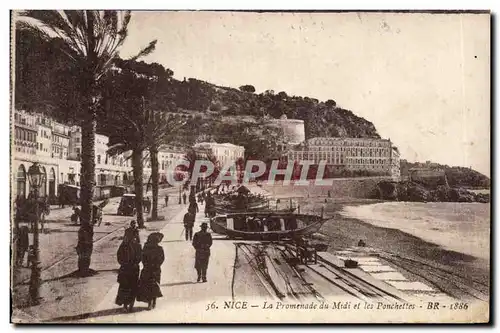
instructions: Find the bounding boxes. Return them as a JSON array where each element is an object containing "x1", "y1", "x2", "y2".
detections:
[{"x1": 9, "y1": 10, "x2": 490, "y2": 323}]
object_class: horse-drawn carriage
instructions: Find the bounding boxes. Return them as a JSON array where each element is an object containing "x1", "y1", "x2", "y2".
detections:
[
  {"x1": 14, "y1": 196, "x2": 50, "y2": 232},
  {"x1": 71, "y1": 199, "x2": 109, "y2": 226}
]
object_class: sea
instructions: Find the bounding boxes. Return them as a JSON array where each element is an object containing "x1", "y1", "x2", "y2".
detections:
[{"x1": 341, "y1": 202, "x2": 490, "y2": 260}]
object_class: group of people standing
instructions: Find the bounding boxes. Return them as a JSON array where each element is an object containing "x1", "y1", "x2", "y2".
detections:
[
  {"x1": 116, "y1": 187, "x2": 215, "y2": 312},
  {"x1": 115, "y1": 221, "x2": 164, "y2": 312}
]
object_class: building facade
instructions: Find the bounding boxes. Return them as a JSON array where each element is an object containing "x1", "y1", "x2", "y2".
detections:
[
  {"x1": 193, "y1": 142, "x2": 245, "y2": 166},
  {"x1": 287, "y1": 137, "x2": 401, "y2": 180},
  {"x1": 12, "y1": 109, "x2": 187, "y2": 200},
  {"x1": 51, "y1": 121, "x2": 70, "y2": 160}
]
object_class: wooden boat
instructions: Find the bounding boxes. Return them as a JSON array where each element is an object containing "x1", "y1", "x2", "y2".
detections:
[
  {"x1": 215, "y1": 206, "x2": 296, "y2": 214},
  {"x1": 210, "y1": 212, "x2": 327, "y2": 241}
]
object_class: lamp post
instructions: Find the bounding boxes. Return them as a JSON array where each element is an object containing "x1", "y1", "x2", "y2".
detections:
[{"x1": 27, "y1": 162, "x2": 45, "y2": 305}]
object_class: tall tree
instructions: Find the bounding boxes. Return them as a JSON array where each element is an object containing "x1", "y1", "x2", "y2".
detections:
[
  {"x1": 146, "y1": 116, "x2": 186, "y2": 220},
  {"x1": 17, "y1": 10, "x2": 157, "y2": 275}
]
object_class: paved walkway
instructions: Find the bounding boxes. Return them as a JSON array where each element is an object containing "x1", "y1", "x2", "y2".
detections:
[{"x1": 83, "y1": 201, "x2": 237, "y2": 323}]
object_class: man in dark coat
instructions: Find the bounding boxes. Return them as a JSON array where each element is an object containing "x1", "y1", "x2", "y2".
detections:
[
  {"x1": 164, "y1": 194, "x2": 169, "y2": 207},
  {"x1": 182, "y1": 193, "x2": 187, "y2": 205},
  {"x1": 188, "y1": 200, "x2": 199, "y2": 215},
  {"x1": 204, "y1": 193, "x2": 216, "y2": 218},
  {"x1": 192, "y1": 222, "x2": 212, "y2": 282},
  {"x1": 183, "y1": 211, "x2": 195, "y2": 241}
]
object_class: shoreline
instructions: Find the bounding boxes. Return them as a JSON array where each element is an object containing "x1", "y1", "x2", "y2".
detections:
[{"x1": 294, "y1": 197, "x2": 490, "y2": 289}]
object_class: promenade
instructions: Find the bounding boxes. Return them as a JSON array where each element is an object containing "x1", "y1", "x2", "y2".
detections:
[{"x1": 83, "y1": 200, "x2": 239, "y2": 323}]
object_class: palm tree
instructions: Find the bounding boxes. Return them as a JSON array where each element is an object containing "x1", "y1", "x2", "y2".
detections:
[
  {"x1": 183, "y1": 148, "x2": 220, "y2": 190},
  {"x1": 145, "y1": 115, "x2": 187, "y2": 220},
  {"x1": 17, "y1": 10, "x2": 157, "y2": 276}
]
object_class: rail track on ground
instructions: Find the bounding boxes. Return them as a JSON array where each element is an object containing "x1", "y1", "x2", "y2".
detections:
[
  {"x1": 378, "y1": 252, "x2": 489, "y2": 302},
  {"x1": 235, "y1": 242, "x2": 407, "y2": 303}
]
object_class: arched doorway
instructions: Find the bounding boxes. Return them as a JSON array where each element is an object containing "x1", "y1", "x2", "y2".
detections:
[
  {"x1": 48, "y1": 168, "x2": 56, "y2": 199},
  {"x1": 16, "y1": 165, "x2": 26, "y2": 199},
  {"x1": 115, "y1": 174, "x2": 120, "y2": 186},
  {"x1": 123, "y1": 172, "x2": 128, "y2": 185},
  {"x1": 40, "y1": 166, "x2": 47, "y2": 197}
]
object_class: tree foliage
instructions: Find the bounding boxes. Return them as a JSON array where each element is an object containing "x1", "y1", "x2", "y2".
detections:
[{"x1": 239, "y1": 85, "x2": 255, "y2": 93}]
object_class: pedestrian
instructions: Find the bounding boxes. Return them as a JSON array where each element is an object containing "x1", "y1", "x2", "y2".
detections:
[
  {"x1": 188, "y1": 200, "x2": 199, "y2": 215},
  {"x1": 71, "y1": 206, "x2": 80, "y2": 225},
  {"x1": 27, "y1": 245, "x2": 36, "y2": 268},
  {"x1": 183, "y1": 211, "x2": 195, "y2": 241},
  {"x1": 204, "y1": 192, "x2": 212, "y2": 217},
  {"x1": 137, "y1": 232, "x2": 164, "y2": 310},
  {"x1": 144, "y1": 197, "x2": 151, "y2": 214},
  {"x1": 126, "y1": 220, "x2": 141, "y2": 243},
  {"x1": 115, "y1": 228, "x2": 142, "y2": 313},
  {"x1": 192, "y1": 222, "x2": 212, "y2": 283},
  {"x1": 164, "y1": 194, "x2": 169, "y2": 207},
  {"x1": 59, "y1": 191, "x2": 64, "y2": 209},
  {"x1": 182, "y1": 192, "x2": 187, "y2": 205},
  {"x1": 16, "y1": 226, "x2": 29, "y2": 267}
]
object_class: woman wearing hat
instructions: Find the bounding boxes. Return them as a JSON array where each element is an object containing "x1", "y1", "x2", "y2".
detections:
[
  {"x1": 115, "y1": 228, "x2": 142, "y2": 312},
  {"x1": 137, "y1": 232, "x2": 165, "y2": 310},
  {"x1": 192, "y1": 223, "x2": 213, "y2": 282}
]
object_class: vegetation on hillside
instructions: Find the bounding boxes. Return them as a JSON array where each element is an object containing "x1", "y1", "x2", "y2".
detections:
[{"x1": 400, "y1": 160, "x2": 490, "y2": 189}]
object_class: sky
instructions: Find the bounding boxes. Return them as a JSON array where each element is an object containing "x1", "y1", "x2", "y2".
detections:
[{"x1": 120, "y1": 11, "x2": 490, "y2": 176}]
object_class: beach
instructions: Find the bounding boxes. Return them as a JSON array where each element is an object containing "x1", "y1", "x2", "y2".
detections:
[
  {"x1": 294, "y1": 196, "x2": 490, "y2": 296},
  {"x1": 340, "y1": 202, "x2": 490, "y2": 261}
]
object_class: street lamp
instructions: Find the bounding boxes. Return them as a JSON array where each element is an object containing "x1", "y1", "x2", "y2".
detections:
[{"x1": 27, "y1": 162, "x2": 45, "y2": 305}]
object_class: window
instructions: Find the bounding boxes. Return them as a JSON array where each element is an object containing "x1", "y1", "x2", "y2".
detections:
[{"x1": 97, "y1": 155, "x2": 101, "y2": 164}]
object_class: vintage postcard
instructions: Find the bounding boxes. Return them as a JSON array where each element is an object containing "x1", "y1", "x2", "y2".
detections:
[{"x1": 10, "y1": 10, "x2": 490, "y2": 323}]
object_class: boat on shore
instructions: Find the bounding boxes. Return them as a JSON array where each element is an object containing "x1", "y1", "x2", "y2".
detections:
[{"x1": 210, "y1": 212, "x2": 327, "y2": 241}]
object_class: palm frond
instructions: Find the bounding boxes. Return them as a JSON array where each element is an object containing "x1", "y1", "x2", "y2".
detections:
[
  {"x1": 63, "y1": 10, "x2": 87, "y2": 45},
  {"x1": 128, "y1": 39, "x2": 157, "y2": 61},
  {"x1": 16, "y1": 20, "x2": 52, "y2": 42},
  {"x1": 106, "y1": 143, "x2": 127, "y2": 156},
  {"x1": 103, "y1": 10, "x2": 118, "y2": 35},
  {"x1": 22, "y1": 10, "x2": 71, "y2": 37}
]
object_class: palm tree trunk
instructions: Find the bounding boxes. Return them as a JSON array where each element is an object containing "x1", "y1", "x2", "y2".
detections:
[
  {"x1": 76, "y1": 111, "x2": 96, "y2": 276},
  {"x1": 132, "y1": 148, "x2": 145, "y2": 228},
  {"x1": 150, "y1": 146, "x2": 159, "y2": 220}
]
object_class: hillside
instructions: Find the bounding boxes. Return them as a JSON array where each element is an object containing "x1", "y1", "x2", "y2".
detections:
[
  {"x1": 400, "y1": 160, "x2": 490, "y2": 189},
  {"x1": 15, "y1": 27, "x2": 381, "y2": 159},
  {"x1": 167, "y1": 78, "x2": 380, "y2": 140}
]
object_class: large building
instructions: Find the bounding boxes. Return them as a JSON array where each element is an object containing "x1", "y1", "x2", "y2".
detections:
[
  {"x1": 273, "y1": 114, "x2": 305, "y2": 145},
  {"x1": 12, "y1": 109, "x2": 187, "y2": 200},
  {"x1": 287, "y1": 137, "x2": 401, "y2": 180},
  {"x1": 193, "y1": 142, "x2": 245, "y2": 166},
  {"x1": 143, "y1": 146, "x2": 186, "y2": 184}
]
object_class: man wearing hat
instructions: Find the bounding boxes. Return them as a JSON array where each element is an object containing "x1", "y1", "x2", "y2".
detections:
[{"x1": 192, "y1": 222, "x2": 213, "y2": 282}]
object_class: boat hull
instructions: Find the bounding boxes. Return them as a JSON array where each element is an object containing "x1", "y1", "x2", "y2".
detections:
[{"x1": 209, "y1": 212, "x2": 326, "y2": 241}]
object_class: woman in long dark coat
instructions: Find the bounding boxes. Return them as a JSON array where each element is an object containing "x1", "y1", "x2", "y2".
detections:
[
  {"x1": 137, "y1": 232, "x2": 164, "y2": 310},
  {"x1": 115, "y1": 229, "x2": 142, "y2": 312}
]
